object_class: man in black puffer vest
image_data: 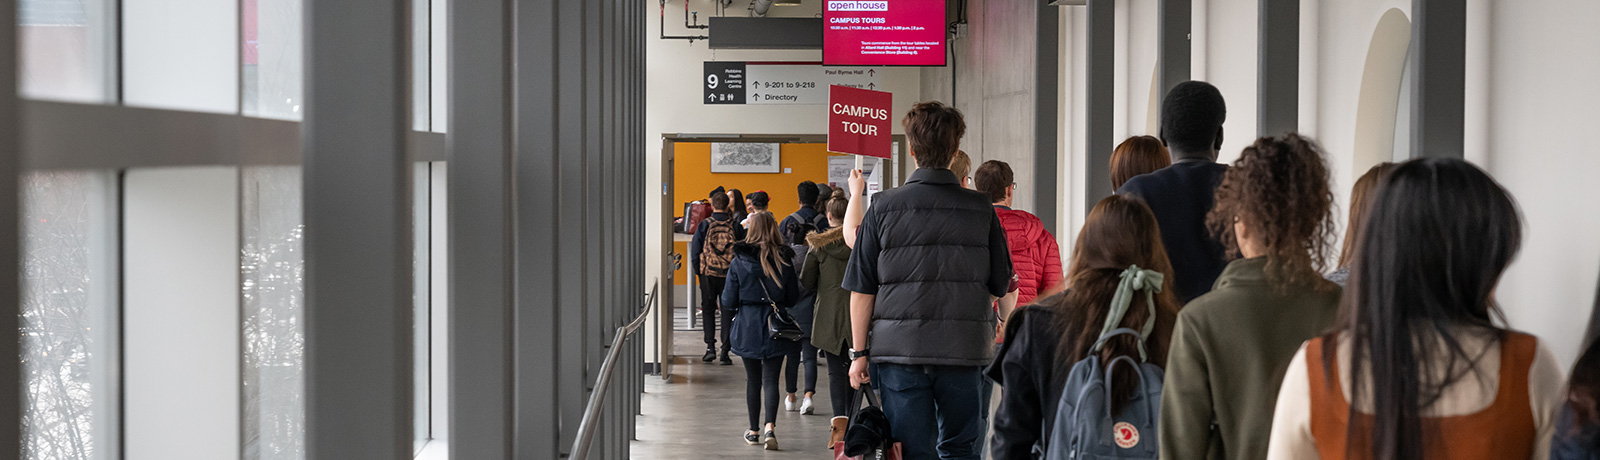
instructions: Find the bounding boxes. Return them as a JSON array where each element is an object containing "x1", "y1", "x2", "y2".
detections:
[{"x1": 842, "y1": 101, "x2": 1013, "y2": 460}]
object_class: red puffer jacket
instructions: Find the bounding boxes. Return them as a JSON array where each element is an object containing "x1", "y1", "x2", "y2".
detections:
[{"x1": 996, "y1": 207, "x2": 1063, "y2": 306}]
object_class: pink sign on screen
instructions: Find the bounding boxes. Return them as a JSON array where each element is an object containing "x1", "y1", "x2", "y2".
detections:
[{"x1": 823, "y1": 1, "x2": 947, "y2": 67}]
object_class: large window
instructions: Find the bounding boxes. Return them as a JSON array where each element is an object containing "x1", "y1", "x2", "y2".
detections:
[
  {"x1": 22, "y1": 171, "x2": 118, "y2": 460},
  {"x1": 242, "y1": 167, "x2": 304, "y2": 460},
  {"x1": 242, "y1": 0, "x2": 303, "y2": 119},
  {"x1": 20, "y1": 0, "x2": 114, "y2": 102}
]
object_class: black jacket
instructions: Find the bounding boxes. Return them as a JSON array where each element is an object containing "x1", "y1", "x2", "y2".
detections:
[
  {"x1": 842, "y1": 167, "x2": 1013, "y2": 367},
  {"x1": 779, "y1": 205, "x2": 829, "y2": 246},
  {"x1": 987, "y1": 304, "x2": 1064, "y2": 460},
  {"x1": 722, "y1": 243, "x2": 801, "y2": 360},
  {"x1": 1116, "y1": 160, "x2": 1230, "y2": 303}
]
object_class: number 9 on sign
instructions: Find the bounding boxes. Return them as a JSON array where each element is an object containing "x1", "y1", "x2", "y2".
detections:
[{"x1": 706, "y1": 74, "x2": 719, "y2": 89}]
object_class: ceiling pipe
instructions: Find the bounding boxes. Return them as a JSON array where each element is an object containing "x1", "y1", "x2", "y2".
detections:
[{"x1": 751, "y1": 0, "x2": 773, "y2": 17}]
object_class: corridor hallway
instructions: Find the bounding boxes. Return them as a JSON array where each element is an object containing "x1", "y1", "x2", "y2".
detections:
[{"x1": 633, "y1": 316, "x2": 840, "y2": 459}]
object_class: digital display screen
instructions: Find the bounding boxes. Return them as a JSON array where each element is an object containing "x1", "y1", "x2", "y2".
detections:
[{"x1": 823, "y1": 1, "x2": 947, "y2": 67}]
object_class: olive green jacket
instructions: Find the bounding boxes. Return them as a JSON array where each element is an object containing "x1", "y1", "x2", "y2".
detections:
[
  {"x1": 801, "y1": 228, "x2": 853, "y2": 356},
  {"x1": 1158, "y1": 257, "x2": 1341, "y2": 460}
]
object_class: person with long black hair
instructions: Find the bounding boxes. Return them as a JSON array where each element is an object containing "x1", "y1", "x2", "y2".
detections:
[
  {"x1": 1159, "y1": 134, "x2": 1343, "y2": 460},
  {"x1": 1267, "y1": 158, "x2": 1564, "y2": 460},
  {"x1": 988, "y1": 194, "x2": 1180, "y2": 459},
  {"x1": 723, "y1": 211, "x2": 801, "y2": 450}
]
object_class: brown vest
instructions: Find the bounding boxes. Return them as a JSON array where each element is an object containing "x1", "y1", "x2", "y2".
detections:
[{"x1": 1305, "y1": 332, "x2": 1538, "y2": 460}]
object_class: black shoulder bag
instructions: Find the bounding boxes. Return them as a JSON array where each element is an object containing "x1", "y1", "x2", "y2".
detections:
[{"x1": 758, "y1": 280, "x2": 804, "y2": 341}]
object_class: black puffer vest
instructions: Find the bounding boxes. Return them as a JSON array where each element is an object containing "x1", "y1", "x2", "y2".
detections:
[{"x1": 843, "y1": 167, "x2": 1013, "y2": 366}]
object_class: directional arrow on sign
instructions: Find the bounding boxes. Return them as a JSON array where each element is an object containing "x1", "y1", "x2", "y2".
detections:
[
  {"x1": 707, "y1": 94, "x2": 716, "y2": 102},
  {"x1": 753, "y1": 93, "x2": 762, "y2": 101},
  {"x1": 868, "y1": 69, "x2": 875, "y2": 77},
  {"x1": 868, "y1": 83, "x2": 876, "y2": 90}
]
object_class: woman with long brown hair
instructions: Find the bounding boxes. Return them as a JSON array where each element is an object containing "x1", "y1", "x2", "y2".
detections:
[
  {"x1": 1326, "y1": 162, "x2": 1396, "y2": 287},
  {"x1": 1159, "y1": 133, "x2": 1342, "y2": 460},
  {"x1": 988, "y1": 194, "x2": 1181, "y2": 459},
  {"x1": 722, "y1": 211, "x2": 801, "y2": 450}
]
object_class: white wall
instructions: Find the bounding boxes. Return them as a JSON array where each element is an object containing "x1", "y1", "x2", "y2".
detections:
[
  {"x1": 642, "y1": 0, "x2": 922, "y2": 331},
  {"x1": 1052, "y1": 0, "x2": 1600, "y2": 367},
  {"x1": 124, "y1": 167, "x2": 240, "y2": 460},
  {"x1": 1486, "y1": 0, "x2": 1600, "y2": 367}
]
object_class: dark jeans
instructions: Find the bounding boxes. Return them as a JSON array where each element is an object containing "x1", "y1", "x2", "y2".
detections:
[
  {"x1": 742, "y1": 356, "x2": 785, "y2": 432},
  {"x1": 823, "y1": 351, "x2": 853, "y2": 417},
  {"x1": 875, "y1": 363, "x2": 984, "y2": 460},
  {"x1": 698, "y1": 275, "x2": 730, "y2": 353},
  {"x1": 784, "y1": 341, "x2": 818, "y2": 395}
]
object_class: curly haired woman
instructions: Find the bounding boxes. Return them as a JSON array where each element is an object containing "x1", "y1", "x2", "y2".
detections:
[{"x1": 1158, "y1": 133, "x2": 1343, "y2": 460}]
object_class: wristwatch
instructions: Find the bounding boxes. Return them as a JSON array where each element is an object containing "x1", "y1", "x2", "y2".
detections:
[{"x1": 849, "y1": 348, "x2": 871, "y2": 361}]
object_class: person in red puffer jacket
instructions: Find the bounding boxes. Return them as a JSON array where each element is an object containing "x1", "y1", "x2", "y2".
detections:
[{"x1": 975, "y1": 160, "x2": 1063, "y2": 318}]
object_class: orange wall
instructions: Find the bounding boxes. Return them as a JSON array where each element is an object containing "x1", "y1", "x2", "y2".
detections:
[
  {"x1": 673, "y1": 142, "x2": 846, "y2": 285},
  {"x1": 674, "y1": 142, "x2": 845, "y2": 220}
]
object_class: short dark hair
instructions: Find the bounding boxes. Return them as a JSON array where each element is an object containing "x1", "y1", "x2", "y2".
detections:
[
  {"x1": 710, "y1": 192, "x2": 730, "y2": 211},
  {"x1": 974, "y1": 160, "x2": 1014, "y2": 203},
  {"x1": 903, "y1": 101, "x2": 965, "y2": 168},
  {"x1": 797, "y1": 181, "x2": 819, "y2": 206},
  {"x1": 1160, "y1": 81, "x2": 1227, "y2": 154}
]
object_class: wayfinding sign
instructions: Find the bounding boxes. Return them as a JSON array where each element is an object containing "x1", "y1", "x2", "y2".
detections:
[
  {"x1": 827, "y1": 85, "x2": 893, "y2": 159},
  {"x1": 703, "y1": 62, "x2": 883, "y2": 105}
]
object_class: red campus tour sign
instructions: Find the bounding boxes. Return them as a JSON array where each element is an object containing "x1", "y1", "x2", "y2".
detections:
[{"x1": 827, "y1": 85, "x2": 893, "y2": 159}]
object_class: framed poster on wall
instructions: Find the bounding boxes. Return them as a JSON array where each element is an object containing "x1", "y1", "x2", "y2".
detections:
[{"x1": 710, "y1": 143, "x2": 782, "y2": 173}]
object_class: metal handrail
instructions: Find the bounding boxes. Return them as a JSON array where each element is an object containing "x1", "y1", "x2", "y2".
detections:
[{"x1": 570, "y1": 279, "x2": 660, "y2": 460}]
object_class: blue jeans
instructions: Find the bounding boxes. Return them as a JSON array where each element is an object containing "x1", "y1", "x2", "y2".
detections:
[{"x1": 874, "y1": 363, "x2": 985, "y2": 460}]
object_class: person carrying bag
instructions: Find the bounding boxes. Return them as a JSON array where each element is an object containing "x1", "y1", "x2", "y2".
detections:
[
  {"x1": 723, "y1": 212, "x2": 801, "y2": 450},
  {"x1": 837, "y1": 386, "x2": 904, "y2": 460}
]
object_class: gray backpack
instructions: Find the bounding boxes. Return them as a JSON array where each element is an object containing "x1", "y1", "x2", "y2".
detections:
[{"x1": 1044, "y1": 267, "x2": 1165, "y2": 460}]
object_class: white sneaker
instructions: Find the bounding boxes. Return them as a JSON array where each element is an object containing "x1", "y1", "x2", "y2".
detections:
[
  {"x1": 784, "y1": 394, "x2": 797, "y2": 411},
  {"x1": 800, "y1": 396, "x2": 814, "y2": 415}
]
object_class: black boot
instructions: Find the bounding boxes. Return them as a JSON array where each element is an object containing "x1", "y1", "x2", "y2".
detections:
[
  {"x1": 702, "y1": 347, "x2": 716, "y2": 363},
  {"x1": 719, "y1": 351, "x2": 733, "y2": 366}
]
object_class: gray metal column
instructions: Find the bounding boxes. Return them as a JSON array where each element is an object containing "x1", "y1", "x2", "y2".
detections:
[
  {"x1": 1085, "y1": 0, "x2": 1115, "y2": 212},
  {"x1": 448, "y1": 0, "x2": 514, "y2": 456},
  {"x1": 1157, "y1": 0, "x2": 1191, "y2": 102},
  {"x1": 0, "y1": 0, "x2": 19, "y2": 454},
  {"x1": 302, "y1": 0, "x2": 412, "y2": 457},
  {"x1": 556, "y1": 0, "x2": 590, "y2": 453},
  {"x1": 602, "y1": 0, "x2": 619, "y2": 457},
  {"x1": 582, "y1": 0, "x2": 607, "y2": 456},
  {"x1": 1258, "y1": 0, "x2": 1299, "y2": 136},
  {"x1": 1409, "y1": 0, "x2": 1466, "y2": 158},
  {"x1": 513, "y1": 0, "x2": 562, "y2": 457},
  {"x1": 1035, "y1": 2, "x2": 1060, "y2": 234}
]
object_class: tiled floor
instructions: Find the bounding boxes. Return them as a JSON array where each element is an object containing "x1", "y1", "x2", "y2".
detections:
[{"x1": 632, "y1": 324, "x2": 843, "y2": 459}]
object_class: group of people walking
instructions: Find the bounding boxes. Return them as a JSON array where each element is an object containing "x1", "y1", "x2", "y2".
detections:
[{"x1": 690, "y1": 79, "x2": 1600, "y2": 460}]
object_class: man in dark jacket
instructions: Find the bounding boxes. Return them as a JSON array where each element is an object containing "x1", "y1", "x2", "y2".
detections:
[
  {"x1": 690, "y1": 191, "x2": 747, "y2": 365},
  {"x1": 780, "y1": 180, "x2": 828, "y2": 246},
  {"x1": 1116, "y1": 81, "x2": 1231, "y2": 303},
  {"x1": 843, "y1": 101, "x2": 1013, "y2": 460}
]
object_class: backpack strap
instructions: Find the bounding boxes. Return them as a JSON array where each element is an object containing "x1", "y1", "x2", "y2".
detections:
[
  {"x1": 1103, "y1": 355, "x2": 1160, "y2": 437},
  {"x1": 1091, "y1": 265, "x2": 1165, "y2": 361}
]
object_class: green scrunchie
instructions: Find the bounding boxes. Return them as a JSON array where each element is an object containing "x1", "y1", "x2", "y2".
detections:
[{"x1": 1093, "y1": 265, "x2": 1164, "y2": 359}]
